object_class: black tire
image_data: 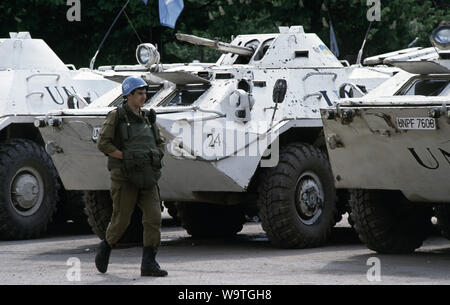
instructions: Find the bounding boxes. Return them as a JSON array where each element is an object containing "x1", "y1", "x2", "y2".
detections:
[
  {"x1": 257, "y1": 142, "x2": 337, "y2": 248},
  {"x1": 83, "y1": 191, "x2": 143, "y2": 244},
  {"x1": 349, "y1": 190, "x2": 433, "y2": 253},
  {"x1": 435, "y1": 204, "x2": 450, "y2": 240},
  {"x1": 176, "y1": 202, "x2": 246, "y2": 238},
  {"x1": 0, "y1": 139, "x2": 60, "y2": 239}
]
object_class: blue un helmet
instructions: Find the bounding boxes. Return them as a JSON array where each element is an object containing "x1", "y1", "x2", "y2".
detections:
[{"x1": 122, "y1": 76, "x2": 148, "y2": 96}]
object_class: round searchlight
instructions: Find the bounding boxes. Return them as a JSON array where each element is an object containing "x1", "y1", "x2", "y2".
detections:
[
  {"x1": 136, "y1": 43, "x2": 160, "y2": 68},
  {"x1": 431, "y1": 24, "x2": 450, "y2": 50}
]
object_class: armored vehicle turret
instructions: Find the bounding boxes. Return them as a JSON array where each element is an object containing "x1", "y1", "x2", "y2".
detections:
[
  {"x1": 0, "y1": 32, "x2": 118, "y2": 240},
  {"x1": 320, "y1": 23, "x2": 450, "y2": 253},
  {"x1": 37, "y1": 26, "x2": 399, "y2": 248}
]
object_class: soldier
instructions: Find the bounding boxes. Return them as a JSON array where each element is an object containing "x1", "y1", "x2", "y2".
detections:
[{"x1": 95, "y1": 76, "x2": 167, "y2": 277}]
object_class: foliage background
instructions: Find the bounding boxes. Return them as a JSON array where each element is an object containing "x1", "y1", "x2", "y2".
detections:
[{"x1": 0, "y1": 0, "x2": 448, "y2": 68}]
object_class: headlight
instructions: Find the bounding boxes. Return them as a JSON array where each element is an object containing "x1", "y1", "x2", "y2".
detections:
[
  {"x1": 138, "y1": 46, "x2": 150, "y2": 64},
  {"x1": 136, "y1": 43, "x2": 160, "y2": 68},
  {"x1": 431, "y1": 24, "x2": 450, "y2": 50}
]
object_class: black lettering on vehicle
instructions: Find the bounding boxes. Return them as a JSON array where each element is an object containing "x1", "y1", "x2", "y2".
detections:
[
  {"x1": 405, "y1": 119, "x2": 412, "y2": 128},
  {"x1": 62, "y1": 86, "x2": 77, "y2": 98},
  {"x1": 439, "y1": 148, "x2": 450, "y2": 165},
  {"x1": 319, "y1": 91, "x2": 333, "y2": 106},
  {"x1": 45, "y1": 86, "x2": 65, "y2": 105},
  {"x1": 408, "y1": 147, "x2": 439, "y2": 170}
]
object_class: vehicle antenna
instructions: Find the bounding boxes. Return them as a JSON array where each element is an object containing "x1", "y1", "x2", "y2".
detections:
[
  {"x1": 90, "y1": 0, "x2": 131, "y2": 69},
  {"x1": 356, "y1": 21, "x2": 373, "y2": 66},
  {"x1": 408, "y1": 37, "x2": 419, "y2": 48}
]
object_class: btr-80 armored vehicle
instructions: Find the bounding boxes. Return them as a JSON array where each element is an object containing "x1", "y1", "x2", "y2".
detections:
[
  {"x1": 0, "y1": 32, "x2": 118, "y2": 240},
  {"x1": 320, "y1": 23, "x2": 450, "y2": 253},
  {"x1": 36, "y1": 26, "x2": 399, "y2": 248}
]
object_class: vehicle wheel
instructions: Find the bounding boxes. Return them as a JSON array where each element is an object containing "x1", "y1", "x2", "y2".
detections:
[
  {"x1": 435, "y1": 204, "x2": 450, "y2": 240},
  {"x1": 83, "y1": 191, "x2": 143, "y2": 244},
  {"x1": 176, "y1": 202, "x2": 246, "y2": 237},
  {"x1": 0, "y1": 139, "x2": 59, "y2": 239},
  {"x1": 349, "y1": 190, "x2": 433, "y2": 253},
  {"x1": 257, "y1": 142, "x2": 337, "y2": 248}
]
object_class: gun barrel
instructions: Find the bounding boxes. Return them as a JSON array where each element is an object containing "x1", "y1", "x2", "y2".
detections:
[{"x1": 176, "y1": 33, "x2": 254, "y2": 57}]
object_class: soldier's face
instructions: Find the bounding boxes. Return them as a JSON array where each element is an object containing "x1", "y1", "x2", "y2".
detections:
[{"x1": 128, "y1": 88, "x2": 147, "y2": 108}]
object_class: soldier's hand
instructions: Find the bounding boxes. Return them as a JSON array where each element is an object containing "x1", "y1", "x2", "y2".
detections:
[{"x1": 108, "y1": 150, "x2": 123, "y2": 160}]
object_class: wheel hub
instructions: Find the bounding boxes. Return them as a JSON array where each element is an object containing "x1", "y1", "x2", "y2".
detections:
[
  {"x1": 10, "y1": 167, "x2": 44, "y2": 216},
  {"x1": 295, "y1": 172, "x2": 324, "y2": 225}
]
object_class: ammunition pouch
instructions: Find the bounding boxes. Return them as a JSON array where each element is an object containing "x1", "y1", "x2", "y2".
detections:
[{"x1": 122, "y1": 149, "x2": 162, "y2": 189}]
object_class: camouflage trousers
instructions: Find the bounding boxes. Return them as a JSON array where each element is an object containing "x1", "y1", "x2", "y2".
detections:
[{"x1": 105, "y1": 168, "x2": 161, "y2": 248}]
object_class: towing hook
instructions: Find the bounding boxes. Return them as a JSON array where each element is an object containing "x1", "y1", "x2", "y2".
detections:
[
  {"x1": 341, "y1": 109, "x2": 355, "y2": 124},
  {"x1": 428, "y1": 108, "x2": 441, "y2": 119},
  {"x1": 34, "y1": 119, "x2": 47, "y2": 128},
  {"x1": 48, "y1": 117, "x2": 62, "y2": 127},
  {"x1": 325, "y1": 109, "x2": 337, "y2": 120}
]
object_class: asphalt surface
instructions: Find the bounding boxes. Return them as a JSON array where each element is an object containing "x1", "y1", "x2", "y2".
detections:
[{"x1": 1, "y1": 213, "x2": 449, "y2": 285}]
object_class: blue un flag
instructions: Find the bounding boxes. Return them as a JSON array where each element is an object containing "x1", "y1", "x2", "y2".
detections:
[
  {"x1": 159, "y1": 0, "x2": 184, "y2": 29},
  {"x1": 329, "y1": 21, "x2": 340, "y2": 58}
]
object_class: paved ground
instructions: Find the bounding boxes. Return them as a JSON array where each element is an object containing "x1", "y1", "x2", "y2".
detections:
[{"x1": 1, "y1": 213, "x2": 449, "y2": 285}]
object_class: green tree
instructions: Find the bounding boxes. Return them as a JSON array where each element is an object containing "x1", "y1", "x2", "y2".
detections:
[{"x1": 0, "y1": 0, "x2": 448, "y2": 66}]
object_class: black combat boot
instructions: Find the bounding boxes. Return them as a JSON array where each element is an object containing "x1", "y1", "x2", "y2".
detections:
[
  {"x1": 95, "y1": 240, "x2": 111, "y2": 274},
  {"x1": 141, "y1": 246, "x2": 168, "y2": 277}
]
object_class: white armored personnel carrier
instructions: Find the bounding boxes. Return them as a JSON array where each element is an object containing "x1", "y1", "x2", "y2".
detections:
[
  {"x1": 36, "y1": 26, "x2": 399, "y2": 248},
  {"x1": 0, "y1": 32, "x2": 118, "y2": 239},
  {"x1": 321, "y1": 23, "x2": 450, "y2": 253}
]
